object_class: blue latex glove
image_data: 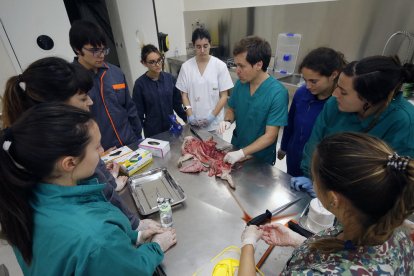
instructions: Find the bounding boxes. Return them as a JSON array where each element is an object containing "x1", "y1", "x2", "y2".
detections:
[
  {"x1": 206, "y1": 113, "x2": 216, "y2": 124},
  {"x1": 290, "y1": 176, "x2": 316, "y2": 198},
  {"x1": 198, "y1": 113, "x2": 216, "y2": 127},
  {"x1": 188, "y1": 115, "x2": 199, "y2": 126}
]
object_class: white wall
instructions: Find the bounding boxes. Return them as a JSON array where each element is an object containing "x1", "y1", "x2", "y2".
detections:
[
  {"x1": 155, "y1": 0, "x2": 187, "y2": 58},
  {"x1": 106, "y1": 0, "x2": 158, "y2": 88},
  {"x1": 0, "y1": 29, "x2": 18, "y2": 116},
  {"x1": 0, "y1": 0, "x2": 73, "y2": 114},
  {"x1": 0, "y1": 0, "x2": 73, "y2": 68},
  {"x1": 183, "y1": 0, "x2": 337, "y2": 11}
]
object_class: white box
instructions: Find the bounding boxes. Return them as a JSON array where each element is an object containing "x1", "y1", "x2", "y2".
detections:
[
  {"x1": 139, "y1": 138, "x2": 170, "y2": 158},
  {"x1": 101, "y1": 146, "x2": 133, "y2": 163},
  {"x1": 116, "y1": 148, "x2": 153, "y2": 176}
]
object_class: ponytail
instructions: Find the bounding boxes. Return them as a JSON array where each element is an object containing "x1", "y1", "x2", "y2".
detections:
[
  {"x1": 0, "y1": 130, "x2": 35, "y2": 263},
  {"x1": 309, "y1": 133, "x2": 414, "y2": 253},
  {"x1": 361, "y1": 160, "x2": 414, "y2": 244},
  {"x1": 2, "y1": 75, "x2": 31, "y2": 128},
  {"x1": 0, "y1": 103, "x2": 94, "y2": 263},
  {"x1": 1, "y1": 57, "x2": 93, "y2": 128}
]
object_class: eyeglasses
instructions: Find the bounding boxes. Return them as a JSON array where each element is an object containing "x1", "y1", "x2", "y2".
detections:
[
  {"x1": 83, "y1": 47, "x2": 110, "y2": 57},
  {"x1": 146, "y1": 58, "x2": 164, "y2": 66}
]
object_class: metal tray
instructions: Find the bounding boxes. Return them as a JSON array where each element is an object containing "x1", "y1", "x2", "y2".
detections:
[{"x1": 128, "y1": 167, "x2": 186, "y2": 215}]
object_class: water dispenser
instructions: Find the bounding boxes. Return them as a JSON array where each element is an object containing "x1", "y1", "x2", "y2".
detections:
[{"x1": 273, "y1": 33, "x2": 302, "y2": 75}]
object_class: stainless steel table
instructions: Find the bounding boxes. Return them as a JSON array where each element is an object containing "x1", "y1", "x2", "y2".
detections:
[{"x1": 120, "y1": 126, "x2": 310, "y2": 275}]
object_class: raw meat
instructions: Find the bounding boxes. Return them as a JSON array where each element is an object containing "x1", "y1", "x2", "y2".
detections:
[
  {"x1": 178, "y1": 136, "x2": 235, "y2": 188},
  {"x1": 179, "y1": 159, "x2": 208, "y2": 173}
]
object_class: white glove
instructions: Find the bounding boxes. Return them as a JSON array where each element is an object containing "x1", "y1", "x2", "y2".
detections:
[
  {"x1": 224, "y1": 149, "x2": 245, "y2": 164},
  {"x1": 217, "y1": 121, "x2": 231, "y2": 134},
  {"x1": 137, "y1": 219, "x2": 161, "y2": 231},
  {"x1": 241, "y1": 225, "x2": 262, "y2": 249},
  {"x1": 152, "y1": 228, "x2": 177, "y2": 252}
]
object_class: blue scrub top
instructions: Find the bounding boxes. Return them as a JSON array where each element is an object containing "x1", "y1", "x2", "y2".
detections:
[
  {"x1": 132, "y1": 71, "x2": 187, "y2": 137},
  {"x1": 280, "y1": 85, "x2": 329, "y2": 176},
  {"x1": 229, "y1": 76, "x2": 288, "y2": 165}
]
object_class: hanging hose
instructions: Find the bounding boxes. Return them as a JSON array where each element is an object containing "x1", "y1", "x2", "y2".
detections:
[{"x1": 382, "y1": 31, "x2": 414, "y2": 63}]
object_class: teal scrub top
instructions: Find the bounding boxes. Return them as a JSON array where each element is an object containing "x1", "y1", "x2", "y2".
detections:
[
  {"x1": 228, "y1": 76, "x2": 288, "y2": 165},
  {"x1": 14, "y1": 178, "x2": 163, "y2": 276},
  {"x1": 301, "y1": 93, "x2": 414, "y2": 177}
]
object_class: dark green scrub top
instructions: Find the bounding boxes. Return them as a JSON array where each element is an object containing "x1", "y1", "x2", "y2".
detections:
[
  {"x1": 14, "y1": 178, "x2": 163, "y2": 276},
  {"x1": 301, "y1": 93, "x2": 414, "y2": 176}
]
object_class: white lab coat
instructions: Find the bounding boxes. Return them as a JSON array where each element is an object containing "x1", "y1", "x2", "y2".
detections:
[{"x1": 176, "y1": 56, "x2": 234, "y2": 131}]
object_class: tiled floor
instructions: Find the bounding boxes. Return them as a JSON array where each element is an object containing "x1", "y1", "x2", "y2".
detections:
[{"x1": 0, "y1": 124, "x2": 286, "y2": 275}]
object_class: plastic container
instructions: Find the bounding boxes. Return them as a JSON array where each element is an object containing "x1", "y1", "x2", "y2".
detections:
[
  {"x1": 273, "y1": 33, "x2": 302, "y2": 75},
  {"x1": 193, "y1": 246, "x2": 264, "y2": 276},
  {"x1": 157, "y1": 197, "x2": 173, "y2": 228}
]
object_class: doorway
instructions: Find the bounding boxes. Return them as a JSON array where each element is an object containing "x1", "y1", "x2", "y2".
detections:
[{"x1": 63, "y1": 0, "x2": 120, "y2": 67}]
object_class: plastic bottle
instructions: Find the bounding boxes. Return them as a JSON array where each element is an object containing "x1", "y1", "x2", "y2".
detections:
[
  {"x1": 158, "y1": 197, "x2": 173, "y2": 228},
  {"x1": 273, "y1": 33, "x2": 302, "y2": 74}
]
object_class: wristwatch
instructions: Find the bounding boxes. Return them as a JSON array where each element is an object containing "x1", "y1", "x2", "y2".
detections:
[{"x1": 183, "y1": 105, "x2": 192, "y2": 111}]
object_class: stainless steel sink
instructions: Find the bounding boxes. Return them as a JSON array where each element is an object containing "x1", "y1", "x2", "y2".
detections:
[{"x1": 277, "y1": 74, "x2": 304, "y2": 86}]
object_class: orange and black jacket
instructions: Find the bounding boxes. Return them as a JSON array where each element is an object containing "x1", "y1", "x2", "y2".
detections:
[{"x1": 86, "y1": 62, "x2": 143, "y2": 149}]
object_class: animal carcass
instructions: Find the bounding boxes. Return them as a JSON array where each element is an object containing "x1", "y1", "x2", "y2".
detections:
[{"x1": 178, "y1": 136, "x2": 234, "y2": 188}]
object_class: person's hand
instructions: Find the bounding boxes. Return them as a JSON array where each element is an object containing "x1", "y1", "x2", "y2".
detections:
[
  {"x1": 290, "y1": 176, "x2": 316, "y2": 197},
  {"x1": 277, "y1": 149, "x2": 286, "y2": 160},
  {"x1": 115, "y1": 175, "x2": 128, "y2": 192},
  {"x1": 152, "y1": 228, "x2": 177, "y2": 252},
  {"x1": 136, "y1": 228, "x2": 164, "y2": 245},
  {"x1": 188, "y1": 115, "x2": 199, "y2": 126},
  {"x1": 138, "y1": 219, "x2": 162, "y2": 231},
  {"x1": 206, "y1": 113, "x2": 216, "y2": 124},
  {"x1": 217, "y1": 121, "x2": 231, "y2": 134},
  {"x1": 261, "y1": 223, "x2": 306, "y2": 247},
  {"x1": 241, "y1": 225, "x2": 262, "y2": 249},
  {"x1": 197, "y1": 113, "x2": 216, "y2": 128},
  {"x1": 224, "y1": 149, "x2": 245, "y2": 164},
  {"x1": 106, "y1": 162, "x2": 120, "y2": 178}
]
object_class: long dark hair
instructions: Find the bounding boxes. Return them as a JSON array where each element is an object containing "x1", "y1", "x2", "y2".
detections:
[
  {"x1": 0, "y1": 103, "x2": 94, "y2": 263},
  {"x1": 2, "y1": 57, "x2": 93, "y2": 127},
  {"x1": 299, "y1": 47, "x2": 347, "y2": 77},
  {"x1": 311, "y1": 132, "x2": 414, "y2": 252},
  {"x1": 342, "y1": 55, "x2": 414, "y2": 105}
]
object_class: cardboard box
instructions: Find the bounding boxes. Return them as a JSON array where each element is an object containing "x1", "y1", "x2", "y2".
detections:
[
  {"x1": 101, "y1": 146, "x2": 133, "y2": 163},
  {"x1": 139, "y1": 138, "x2": 170, "y2": 158},
  {"x1": 116, "y1": 148, "x2": 153, "y2": 176}
]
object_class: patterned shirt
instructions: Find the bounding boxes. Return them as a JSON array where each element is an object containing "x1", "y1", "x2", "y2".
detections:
[{"x1": 281, "y1": 225, "x2": 414, "y2": 275}]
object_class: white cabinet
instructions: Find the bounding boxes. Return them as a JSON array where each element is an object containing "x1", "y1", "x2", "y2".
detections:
[{"x1": 0, "y1": 0, "x2": 73, "y2": 101}]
